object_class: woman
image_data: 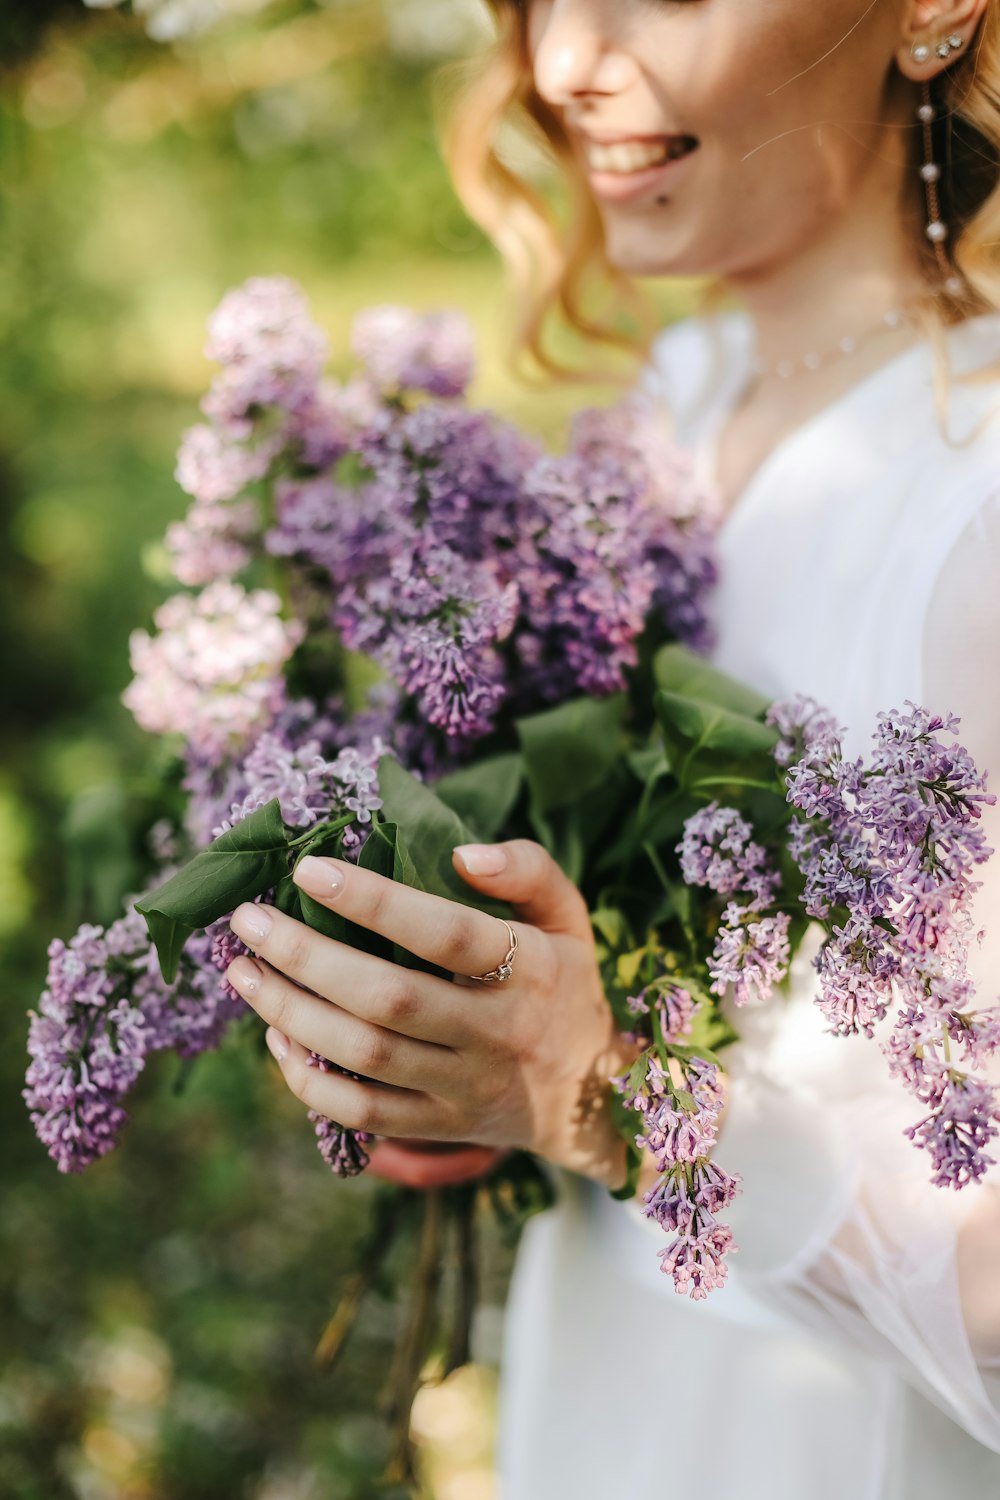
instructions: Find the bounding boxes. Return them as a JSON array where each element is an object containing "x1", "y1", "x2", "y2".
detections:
[{"x1": 223, "y1": 1, "x2": 1000, "y2": 1494}]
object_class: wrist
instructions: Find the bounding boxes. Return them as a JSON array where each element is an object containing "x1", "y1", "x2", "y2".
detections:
[{"x1": 567, "y1": 1030, "x2": 649, "y2": 1192}]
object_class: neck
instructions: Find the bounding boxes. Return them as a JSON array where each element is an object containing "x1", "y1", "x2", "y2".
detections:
[
  {"x1": 722, "y1": 86, "x2": 935, "y2": 367},
  {"x1": 726, "y1": 224, "x2": 933, "y2": 372}
]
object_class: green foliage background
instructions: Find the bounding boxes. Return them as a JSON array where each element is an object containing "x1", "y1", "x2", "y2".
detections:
[{"x1": 0, "y1": 4, "x2": 691, "y2": 1495}]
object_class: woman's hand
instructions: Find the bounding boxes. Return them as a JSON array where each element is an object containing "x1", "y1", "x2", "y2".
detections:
[
  {"x1": 225, "y1": 839, "x2": 645, "y2": 1190},
  {"x1": 365, "y1": 1138, "x2": 508, "y2": 1190}
]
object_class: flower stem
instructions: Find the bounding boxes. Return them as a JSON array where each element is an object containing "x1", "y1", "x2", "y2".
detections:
[{"x1": 380, "y1": 1187, "x2": 444, "y2": 1487}]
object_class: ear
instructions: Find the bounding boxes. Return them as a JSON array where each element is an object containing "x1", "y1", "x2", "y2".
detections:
[{"x1": 896, "y1": 0, "x2": 989, "y2": 82}]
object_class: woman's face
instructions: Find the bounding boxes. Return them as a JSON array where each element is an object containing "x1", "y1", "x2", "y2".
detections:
[{"x1": 526, "y1": 0, "x2": 917, "y2": 281}]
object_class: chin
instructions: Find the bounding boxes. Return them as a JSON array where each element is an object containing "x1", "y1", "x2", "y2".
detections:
[{"x1": 601, "y1": 219, "x2": 697, "y2": 280}]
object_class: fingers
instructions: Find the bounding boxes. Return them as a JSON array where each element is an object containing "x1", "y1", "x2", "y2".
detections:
[
  {"x1": 228, "y1": 957, "x2": 460, "y2": 1093},
  {"x1": 453, "y1": 839, "x2": 592, "y2": 938},
  {"x1": 366, "y1": 1139, "x2": 508, "y2": 1189},
  {"x1": 289, "y1": 852, "x2": 530, "y2": 981},
  {"x1": 262, "y1": 1027, "x2": 452, "y2": 1140},
  {"x1": 227, "y1": 905, "x2": 480, "y2": 1046}
]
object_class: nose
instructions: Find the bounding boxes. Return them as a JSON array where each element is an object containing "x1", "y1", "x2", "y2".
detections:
[{"x1": 530, "y1": 0, "x2": 640, "y2": 107}]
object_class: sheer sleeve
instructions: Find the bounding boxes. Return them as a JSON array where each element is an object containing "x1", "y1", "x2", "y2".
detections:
[{"x1": 714, "y1": 492, "x2": 1000, "y2": 1451}]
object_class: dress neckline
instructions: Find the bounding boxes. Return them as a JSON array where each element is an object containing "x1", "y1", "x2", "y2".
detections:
[{"x1": 695, "y1": 309, "x2": 1000, "y2": 532}]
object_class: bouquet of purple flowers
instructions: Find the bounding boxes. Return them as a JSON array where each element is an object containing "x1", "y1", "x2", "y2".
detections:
[
  {"x1": 25, "y1": 275, "x2": 722, "y2": 1476},
  {"x1": 26, "y1": 275, "x2": 1000, "y2": 1477}
]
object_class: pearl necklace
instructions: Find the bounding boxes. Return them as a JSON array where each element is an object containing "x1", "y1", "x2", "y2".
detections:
[{"x1": 747, "y1": 303, "x2": 925, "y2": 383}]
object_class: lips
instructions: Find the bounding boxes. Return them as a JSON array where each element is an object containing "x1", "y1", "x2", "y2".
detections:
[{"x1": 575, "y1": 130, "x2": 701, "y2": 204}]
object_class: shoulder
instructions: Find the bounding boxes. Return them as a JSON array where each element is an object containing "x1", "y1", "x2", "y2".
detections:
[
  {"x1": 639, "y1": 308, "x2": 753, "y2": 445},
  {"x1": 888, "y1": 315, "x2": 1000, "y2": 544}
]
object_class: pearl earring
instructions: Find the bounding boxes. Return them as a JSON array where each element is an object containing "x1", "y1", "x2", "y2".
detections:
[
  {"x1": 912, "y1": 33, "x2": 963, "y2": 64},
  {"x1": 916, "y1": 80, "x2": 965, "y2": 298}
]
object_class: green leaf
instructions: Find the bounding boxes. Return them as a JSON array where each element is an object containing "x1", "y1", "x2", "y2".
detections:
[
  {"x1": 687, "y1": 1004, "x2": 741, "y2": 1055},
  {"x1": 375, "y1": 757, "x2": 510, "y2": 918},
  {"x1": 590, "y1": 906, "x2": 631, "y2": 952},
  {"x1": 626, "y1": 746, "x2": 668, "y2": 784},
  {"x1": 653, "y1": 643, "x2": 772, "y2": 719},
  {"x1": 516, "y1": 694, "x2": 628, "y2": 815},
  {"x1": 355, "y1": 820, "x2": 394, "y2": 877},
  {"x1": 668, "y1": 1041, "x2": 725, "y2": 1069},
  {"x1": 273, "y1": 875, "x2": 304, "y2": 921},
  {"x1": 616, "y1": 947, "x2": 647, "y2": 993},
  {"x1": 655, "y1": 691, "x2": 780, "y2": 759},
  {"x1": 432, "y1": 754, "x2": 524, "y2": 842},
  {"x1": 136, "y1": 800, "x2": 293, "y2": 982}
]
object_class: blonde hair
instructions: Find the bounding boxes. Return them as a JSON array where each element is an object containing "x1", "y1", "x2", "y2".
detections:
[{"x1": 442, "y1": 1, "x2": 1000, "y2": 388}]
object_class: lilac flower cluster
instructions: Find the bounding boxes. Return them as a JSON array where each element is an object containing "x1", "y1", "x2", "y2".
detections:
[
  {"x1": 568, "y1": 393, "x2": 720, "y2": 654},
  {"x1": 515, "y1": 454, "x2": 659, "y2": 700},
  {"x1": 350, "y1": 304, "x2": 475, "y2": 399},
  {"x1": 24, "y1": 910, "x2": 247, "y2": 1175},
  {"x1": 679, "y1": 803, "x2": 791, "y2": 1007},
  {"x1": 612, "y1": 1051, "x2": 741, "y2": 1298},
  {"x1": 182, "y1": 694, "x2": 387, "y2": 854},
  {"x1": 203, "y1": 276, "x2": 330, "y2": 433},
  {"x1": 305, "y1": 1054, "x2": 375, "y2": 1179},
  {"x1": 773, "y1": 697, "x2": 1000, "y2": 1188},
  {"x1": 165, "y1": 276, "x2": 366, "y2": 591},
  {"x1": 625, "y1": 976, "x2": 697, "y2": 1048},
  {"x1": 124, "y1": 581, "x2": 303, "y2": 759},
  {"x1": 144, "y1": 281, "x2": 718, "y2": 771},
  {"x1": 266, "y1": 374, "x2": 716, "y2": 751}
]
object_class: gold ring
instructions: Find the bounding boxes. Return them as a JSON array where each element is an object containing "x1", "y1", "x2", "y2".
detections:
[{"x1": 469, "y1": 920, "x2": 518, "y2": 984}]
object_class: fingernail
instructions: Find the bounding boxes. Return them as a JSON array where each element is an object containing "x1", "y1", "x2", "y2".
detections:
[
  {"x1": 228, "y1": 957, "x2": 263, "y2": 995},
  {"x1": 454, "y1": 843, "x2": 508, "y2": 876},
  {"x1": 294, "y1": 855, "x2": 346, "y2": 899},
  {"x1": 266, "y1": 1027, "x2": 289, "y2": 1063},
  {"x1": 231, "y1": 903, "x2": 272, "y2": 944}
]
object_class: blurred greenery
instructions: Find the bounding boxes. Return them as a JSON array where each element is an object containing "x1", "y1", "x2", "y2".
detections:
[{"x1": 1, "y1": 3, "x2": 692, "y2": 1495}]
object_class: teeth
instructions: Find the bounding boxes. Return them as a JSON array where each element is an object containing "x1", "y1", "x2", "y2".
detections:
[{"x1": 585, "y1": 138, "x2": 692, "y2": 174}]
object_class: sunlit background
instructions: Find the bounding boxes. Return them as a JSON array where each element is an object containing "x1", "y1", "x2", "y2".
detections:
[{"x1": 1, "y1": 3, "x2": 691, "y2": 1494}]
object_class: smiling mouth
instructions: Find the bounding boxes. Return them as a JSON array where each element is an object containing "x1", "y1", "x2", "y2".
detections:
[{"x1": 583, "y1": 136, "x2": 700, "y2": 175}]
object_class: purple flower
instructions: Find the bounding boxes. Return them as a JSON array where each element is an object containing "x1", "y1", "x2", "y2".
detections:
[
  {"x1": 627, "y1": 979, "x2": 697, "y2": 1043},
  {"x1": 767, "y1": 695, "x2": 844, "y2": 770},
  {"x1": 202, "y1": 276, "x2": 329, "y2": 432},
  {"x1": 779, "y1": 696, "x2": 1000, "y2": 1186},
  {"x1": 657, "y1": 1222, "x2": 737, "y2": 1300},
  {"x1": 123, "y1": 582, "x2": 304, "y2": 759},
  {"x1": 350, "y1": 305, "x2": 475, "y2": 399},
  {"x1": 679, "y1": 802, "x2": 777, "y2": 908},
  {"x1": 165, "y1": 499, "x2": 261, "y2": 587},
  {"x1": 175, "y1": 423, "x2": 276, "y2": 507},
  {"x1": 23, "y1": 910, "x2": 247, "y2": 1173},
  {"x1": 904, "y1": 1072, "x2": 1000, "y2": 1189},
  {"x1": 569, "y1": 393, "x2": 720, "y2": 652},
  {"x1": 612, "y1": 1050, "x2": 741, "y2": 1298},
  {"x1": 814, "y1": 916, "x2": 898, "y2": 1037},
  {"x1": 708, "y1": 905, "x2": 791, "y2": 1007},
  {"x1": 24, "y1": 924, "x2": 150, "y2": 1174},
  {"x1": 515, "y1": 452, "x2": 658, "y2": 701},
  {"x1": 305, "y1": 1054, "x2": 374, "y2": 1178}
]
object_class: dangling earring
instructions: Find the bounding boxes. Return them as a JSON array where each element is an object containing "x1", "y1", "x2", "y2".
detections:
[{"x1": 915, "y1": 77, "x2": 966, "y2": 299}]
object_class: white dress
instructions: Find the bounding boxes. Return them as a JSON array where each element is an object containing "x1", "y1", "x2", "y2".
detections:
[{"x1": 495, "y1": 309, "x2": 1000, "y2": 1499}]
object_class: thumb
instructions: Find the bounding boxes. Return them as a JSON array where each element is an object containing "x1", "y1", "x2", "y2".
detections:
[{"x1": 452, "y1": 839, "x2": 592, "y2": 938}]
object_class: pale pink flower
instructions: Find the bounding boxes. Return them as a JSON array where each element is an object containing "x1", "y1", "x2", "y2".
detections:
[{"x1": 123, "y1": 581, "x2": 303, "y2": 755}]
